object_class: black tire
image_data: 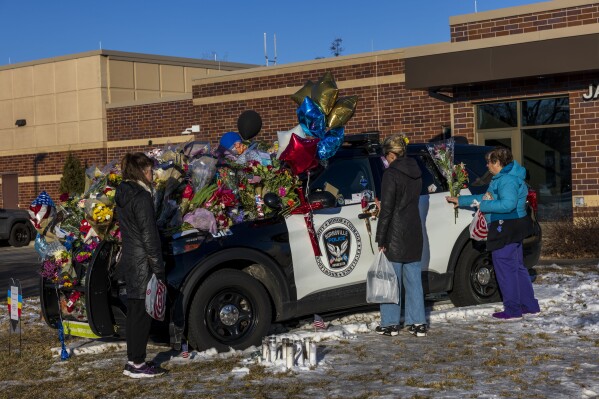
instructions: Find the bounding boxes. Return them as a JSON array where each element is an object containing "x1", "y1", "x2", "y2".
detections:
[
  {"x1": 449, "y1": 241, "x2": 501, "y2": 307},
  {"x1": 187, "y1": 269, "x2": 272, "y2": 352},
  {"x1": 8, "y1": 223, "x2": 31, "y2": 247}
]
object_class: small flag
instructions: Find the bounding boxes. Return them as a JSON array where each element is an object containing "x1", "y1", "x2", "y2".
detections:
[
  {"x1": 313, "y1": 314, "x2": 326, "y2": 330},
  {"x1": 181, "y1": 341, "x2": 189, "y2": 358}
]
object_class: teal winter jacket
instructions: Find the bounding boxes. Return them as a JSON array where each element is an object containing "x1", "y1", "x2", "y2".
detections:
[{"x1": 458, "y1": 161, "x2": 528, "y2": 223}]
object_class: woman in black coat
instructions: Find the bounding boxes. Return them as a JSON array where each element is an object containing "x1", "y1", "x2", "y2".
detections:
[
  {"x1": 116, "y1": 152, "x2": 166, "y2": 378},
  {"x1": 375, "y1": 134, "x2": 427, "y2": 337}
]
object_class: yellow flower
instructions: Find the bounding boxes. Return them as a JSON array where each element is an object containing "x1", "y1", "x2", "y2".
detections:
[{"x1": 403, "y1": 136, "x2": 410, "y2": 145}]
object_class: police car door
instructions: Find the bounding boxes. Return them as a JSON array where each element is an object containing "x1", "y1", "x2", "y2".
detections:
[{"x1": 286, "y1": 157, "x2": 379, "y2": 300}]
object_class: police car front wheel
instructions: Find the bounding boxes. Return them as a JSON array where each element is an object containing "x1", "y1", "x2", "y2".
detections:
[{"x1": 187, "y1": 269, "x2": 272, "y2": 352}]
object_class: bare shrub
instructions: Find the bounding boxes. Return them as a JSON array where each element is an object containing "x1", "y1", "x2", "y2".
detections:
[{"x1": 542, "y1": 216, "x2": 599, "y2": 259}]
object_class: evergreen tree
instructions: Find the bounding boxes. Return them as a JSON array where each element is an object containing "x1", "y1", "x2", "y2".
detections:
[
  {"x1": 330, "y1": 37, "x2": 344, "y2": 57},
  {"x1": 59, "y1": 152, "x2": 85, "y2": 195}
]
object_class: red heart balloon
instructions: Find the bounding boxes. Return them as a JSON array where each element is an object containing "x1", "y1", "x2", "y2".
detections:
[{"x1": 279, "y1": 133, "x2": 320, "y2": 175}]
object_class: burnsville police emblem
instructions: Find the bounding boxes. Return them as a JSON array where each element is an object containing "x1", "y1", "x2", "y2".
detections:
[{"x1": 316, "y1": 217, "x2": 361, "y2": 278}]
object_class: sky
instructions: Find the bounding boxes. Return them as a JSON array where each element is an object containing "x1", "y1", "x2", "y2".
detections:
[
  {"x1": 3, "y1": 263, "x2": 597, "y2": 397},
  {"x1": 1, "y1": 0, "x2": 546, "y2": 67}
]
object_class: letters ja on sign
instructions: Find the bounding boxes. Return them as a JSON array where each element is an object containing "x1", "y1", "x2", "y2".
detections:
[{"x1": 582, "y1": 84, "x2": 599, "y2": 101}]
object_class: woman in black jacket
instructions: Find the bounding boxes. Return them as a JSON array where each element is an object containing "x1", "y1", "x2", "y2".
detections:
[
  {"x1": 375, "y1": 134, "x2": 427, "y2": 337},
  {"x1": 116, "y1": 152, "x2": 166, "y2": 378}
]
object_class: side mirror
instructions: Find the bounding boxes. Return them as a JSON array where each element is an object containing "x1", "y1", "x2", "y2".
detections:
[{"x1": 308, "y1": 191, "x2": 337, "y2": 208}]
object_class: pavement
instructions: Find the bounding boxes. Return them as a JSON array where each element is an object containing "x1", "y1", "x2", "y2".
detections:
[{"x1": 0, "y1": 242, "x2": 40, "y2": 299}]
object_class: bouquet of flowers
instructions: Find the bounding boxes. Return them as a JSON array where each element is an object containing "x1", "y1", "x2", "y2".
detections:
[
  {"x1": 40, "y1": 246, "x2": 77, "y2": 287},
  {"x1": 427, "y1": 138, "x2": 469, "y2": 223},
  {"x1": 238, "y1": 160, "x2": 300, "y2": 219},
  {"x1": 84, "y1": 199, "x2": 114, "y2": 238}
]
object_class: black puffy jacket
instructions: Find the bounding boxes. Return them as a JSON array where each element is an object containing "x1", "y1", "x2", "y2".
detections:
[
  {"x1": 115, "y1": 181, "x2": 165, "y2": 299},
  {"x1": 375, "y1": 157, "x2": 423, "y2": 263}
]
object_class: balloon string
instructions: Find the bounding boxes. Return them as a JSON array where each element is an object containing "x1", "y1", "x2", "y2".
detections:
[{"x1": 375, "y1": 55, "x2": 380, "y2": 132}]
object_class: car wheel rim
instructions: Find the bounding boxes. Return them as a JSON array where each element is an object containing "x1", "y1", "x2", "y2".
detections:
[
  {"x1": 15, "y1": 227, "x2": 28, "y2": 244},
  {"x1": 469, "y1": 255, "x2": 497, "y2": 299},
  {"x1": 206, "y1": 290, "x2": 255, "y2": 344}
]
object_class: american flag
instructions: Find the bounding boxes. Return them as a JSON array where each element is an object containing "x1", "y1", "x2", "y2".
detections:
[
  {"x1": 31, "y1": 191, "x2": 55, "y2": 207},
  {"x1": 313, "y1": 314, "x2": 326, "y2": 330}
]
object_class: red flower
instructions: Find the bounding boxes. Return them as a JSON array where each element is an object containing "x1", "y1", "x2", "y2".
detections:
[
  {"x1": 220, "y1": 192, "x2": 237, "y2": 208},
  {"x1": 267, "y1": 165, "x2": 273, "y2": 171},
  {"x1": 59, "y1": 193, "x2": 70, "y2": 202},
  {"x1": 182, "y1": 184, "x2": 194, "y2": 200}
]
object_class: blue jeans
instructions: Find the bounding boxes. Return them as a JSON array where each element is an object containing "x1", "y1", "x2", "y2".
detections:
[{"x1": 380, "y1": 261, "x2": 426, "y2": 327}]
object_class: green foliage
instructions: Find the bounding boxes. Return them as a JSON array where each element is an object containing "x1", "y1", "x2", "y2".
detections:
[{"x1": 59, "y1": 152, "x2": 85, "y2": 195}]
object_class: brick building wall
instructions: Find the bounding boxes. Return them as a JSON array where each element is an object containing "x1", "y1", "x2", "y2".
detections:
[
  {"x1": 450, "y1": 3, "x2": 599, "y2": 42},
  {"x1": 0, "y1": 148, "x2": 106, "y2": 209},
  {"x1": 192, "y1": 59, "x2": 449, "y2": 147},
  {"x1": 106, "y1": 99, "x2": 197, "y2": 141}
]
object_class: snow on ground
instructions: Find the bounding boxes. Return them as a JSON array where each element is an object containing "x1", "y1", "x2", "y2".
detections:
[{"x1": 4, "y1": 263, "x2": 599, "y2": 398}]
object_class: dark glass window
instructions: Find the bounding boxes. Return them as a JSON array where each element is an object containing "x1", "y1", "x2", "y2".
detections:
[
  {"x1": 522, "y1": 127, "x2": 572, "y2": 219},
  {"x1": 522, "y1": 97, "x2": 569, "y2": 126},
  {"x1": 477, "y1": 102, "x2": 517, "y2": 129},
  {"x1": 455, "y1": 153, "x2": 492, "y2": 195},
  {"x1": 310, "y1": 158, "x2": 375, "y2": 205},
  {"x1": 411, "y1": 154, "x2": 445, "y2": 195}
]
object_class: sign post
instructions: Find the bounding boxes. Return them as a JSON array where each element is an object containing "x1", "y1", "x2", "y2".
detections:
[{"x1": 7, "y1": 278, "x2": 23, "y2": 356}]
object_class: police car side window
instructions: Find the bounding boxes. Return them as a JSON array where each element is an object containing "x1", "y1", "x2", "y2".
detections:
[
  {"x1": 310, "y1": 158, "x2": 375, "y2": 205},
  {"x1": 411, "y1": 154, "x2": 445, "y2": 195}
]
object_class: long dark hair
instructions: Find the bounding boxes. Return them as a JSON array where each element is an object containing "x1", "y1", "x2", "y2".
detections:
[{"x1": 121, "y1": 152, "x2": 154, "y2": 185}]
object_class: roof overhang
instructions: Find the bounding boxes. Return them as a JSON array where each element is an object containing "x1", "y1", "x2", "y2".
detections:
[{"x1": 405, "y1": 33, "x2": 599, "y2": 91}]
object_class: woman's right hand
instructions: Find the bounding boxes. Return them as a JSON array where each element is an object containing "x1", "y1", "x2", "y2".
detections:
[{"x1": 445, "y1": 196, "x2": 459, "y2": 208}]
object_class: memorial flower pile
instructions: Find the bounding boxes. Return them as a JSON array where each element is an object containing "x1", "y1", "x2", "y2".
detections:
[{"x1": 34, "y1": 72, "x2": 359, "y2": 326}]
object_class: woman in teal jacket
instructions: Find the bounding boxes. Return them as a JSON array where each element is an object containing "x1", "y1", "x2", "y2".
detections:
[{"x1": 446, "y1": 147, "x2": 540, "y2": 319}]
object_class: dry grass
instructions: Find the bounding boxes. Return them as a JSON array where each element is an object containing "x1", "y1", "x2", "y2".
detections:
[{"x1": 542, "y1": 216, "x2": 599, "y2": 259}]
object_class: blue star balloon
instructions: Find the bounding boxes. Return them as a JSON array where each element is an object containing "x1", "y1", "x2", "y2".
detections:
[
  {"x1": 317, "y1": 127, "x2": 345, "y2": 160},
  {"x1": 297, "y1": 97, "x2": 326, "y2": 139}
]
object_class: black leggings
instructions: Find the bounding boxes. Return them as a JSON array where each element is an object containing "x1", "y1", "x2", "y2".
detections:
[{"x1": 126, "y1": 299, "x2": 152, "y2": 364}]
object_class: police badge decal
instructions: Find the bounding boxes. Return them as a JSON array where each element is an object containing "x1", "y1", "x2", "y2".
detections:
[{"x1": 316, "y1": 217, "x2": 361, "y2": 278}]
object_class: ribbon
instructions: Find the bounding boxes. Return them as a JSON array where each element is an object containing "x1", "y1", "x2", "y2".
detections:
[{"x1": 290, "y1": 187, "x2": 323, "y2": 256}]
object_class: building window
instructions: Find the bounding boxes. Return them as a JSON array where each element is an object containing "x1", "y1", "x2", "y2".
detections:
[
  {"x1": 521, "y1": 97, "x2": 569, "y2": 126},
  {"x1": 477, "y1": 102, "x2": 518, "y2": 129},
  {"x1": 475, "y1": 96, "x2": 571, "y2": 221}
]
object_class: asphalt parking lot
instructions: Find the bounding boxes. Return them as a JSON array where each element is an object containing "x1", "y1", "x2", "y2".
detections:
[{"x1": 0, "y1": 242, "x2": 40, "y2": 299}]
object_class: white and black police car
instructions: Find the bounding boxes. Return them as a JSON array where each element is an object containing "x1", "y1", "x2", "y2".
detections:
[{"x1": 41, "y1": 133, "x2": 541, "y2": 352}]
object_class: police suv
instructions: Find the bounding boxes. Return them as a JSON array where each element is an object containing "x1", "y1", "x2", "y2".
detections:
[{"x1": 41, "y1": 133, "x2": 542, "y2": 352}]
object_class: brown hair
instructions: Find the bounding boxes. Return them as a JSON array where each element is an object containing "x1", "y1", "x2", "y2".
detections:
[
  {"x1": 121, "y1": 152, "x2": 154, "y2": 185},
  {"x1": 486, "y1": 146, "x2": 513, "y2": 167},
  {"x1": 382, "y1": 134, "x2": 408, "y2": 158}
]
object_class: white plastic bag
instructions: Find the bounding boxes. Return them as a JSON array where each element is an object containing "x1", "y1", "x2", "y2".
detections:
[
  {"x1": 469, "y1": 209, "x2": 488, "y2": 241},
  {"x1": 145, "y1": 274, "x2": 166, "y2": 321},
  {"x1": 366, "y1": 251, "x2": 399, "y2": 303}
]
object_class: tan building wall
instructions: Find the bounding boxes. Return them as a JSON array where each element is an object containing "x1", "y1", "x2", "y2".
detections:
[
  {"x1": 0, "y1": 50, "x2": 255, "y2": 207},
  {"x1": 0, "y1": 54, "x2": 107, "y2": 156}
]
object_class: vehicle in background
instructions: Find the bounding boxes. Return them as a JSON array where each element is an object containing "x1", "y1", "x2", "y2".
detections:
[{"x1": 0, "y1": 208, "x2": 35, "y2": 247}]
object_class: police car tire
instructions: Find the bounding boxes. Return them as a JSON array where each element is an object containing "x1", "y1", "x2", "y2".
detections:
[
  {"x1": 187, "y1": 269, "x2": 272, "y2": 352},
  {"x1": 449, "y1": 241, "x2": 501, "y2": 307},
  {"x1": 9, "y1": 223, "x2": 30, "y2": 247}
]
